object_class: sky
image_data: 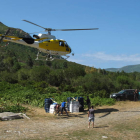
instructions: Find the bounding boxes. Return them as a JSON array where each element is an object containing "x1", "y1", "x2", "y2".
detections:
[{"x1": 0, "y1": 0, "x2": 140, "y2": 69}]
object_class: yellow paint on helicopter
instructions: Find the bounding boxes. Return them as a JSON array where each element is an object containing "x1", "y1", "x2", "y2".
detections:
[{"x1": 38, "y1": 39, "x2": 71, "y2": 53}]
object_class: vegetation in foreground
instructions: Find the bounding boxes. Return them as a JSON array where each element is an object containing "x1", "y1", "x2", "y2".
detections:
[{"x1": 0, "y1": 82, "x2": 115, "y2": 113}]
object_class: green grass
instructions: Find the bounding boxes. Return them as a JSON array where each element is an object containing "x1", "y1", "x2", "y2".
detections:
[{"x1": 43, "y1": 118, "x2": 140, "y2": 140}]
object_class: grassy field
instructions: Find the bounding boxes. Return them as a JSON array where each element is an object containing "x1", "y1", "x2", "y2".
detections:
[
  {"x1": 44, "y1": 101, "x2": 140, "y2": 140},
  {"x1": 44, "y1": 116, "x2": 140, "y2": 140},
  {"x1": 1, "y1": 101, "x2": 140, "y2": 140}
]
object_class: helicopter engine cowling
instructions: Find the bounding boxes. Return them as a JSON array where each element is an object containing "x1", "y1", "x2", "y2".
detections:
[{"x1": 38, "y1": 34, "x2": 56, "y2": 39}]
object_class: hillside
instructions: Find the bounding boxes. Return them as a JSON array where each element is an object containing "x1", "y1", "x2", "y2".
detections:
[
  {"x1": 0, "y1": 22, "x2": 31, "y2": 38},
  {"x1": 0, "y1": 22, "x2": 88, "y2": 68},
  {"x1": 1, "y1": 21, "x2": 140, "y2": 101},
  {"x1": 106, "y1": 64, "x2": 140, "y2": 73}
]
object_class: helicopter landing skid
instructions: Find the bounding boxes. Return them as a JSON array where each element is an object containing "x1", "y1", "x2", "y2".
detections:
[
  {"x1": 35, "y1": 52, "x2": 54, "y2": 61},
  {"x1": 35, "y1": 51, "x2": 70, "y2": 61}
]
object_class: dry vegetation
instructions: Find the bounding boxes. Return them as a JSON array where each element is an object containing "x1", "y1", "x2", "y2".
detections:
[{"x1": 0, "y1": 101, "x2": 140, "y2": 140}]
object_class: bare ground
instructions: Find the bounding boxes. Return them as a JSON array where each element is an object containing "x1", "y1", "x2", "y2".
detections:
[{"x1": 0, "y1": 101, "x2": 140, "y2": 140}]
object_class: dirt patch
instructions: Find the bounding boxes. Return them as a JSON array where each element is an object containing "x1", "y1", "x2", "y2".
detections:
[{"x1": 0, "y1": 101, "x2": 140, "y2": 140}]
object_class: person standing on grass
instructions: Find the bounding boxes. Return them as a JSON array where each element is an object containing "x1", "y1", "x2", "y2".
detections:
[
  {"x1": 86, "y1": 96, "x2": 91, "y2": 110},
  {"x1": 61, "y1": 101, "x2": 69, "y2": 116},
  {"x1": 88, "y1": 105, "x2": 95, "y2": 128},
  {"x1": 134, "y1": 89, "x2": 138, "y2": 101}
]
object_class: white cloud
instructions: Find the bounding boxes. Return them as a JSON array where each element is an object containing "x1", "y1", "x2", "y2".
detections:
[
  {"x1": 82, "y1": 52, "x2": 140, "y2": 62},
  {"x1": 67, "y1": 52, "x2": 140, "y2": 69},
  {"x1": 68, "y1": 58, "x2": 85, "y2": 63}
]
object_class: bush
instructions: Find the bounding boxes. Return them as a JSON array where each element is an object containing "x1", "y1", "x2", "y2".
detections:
[
  {"x1": 30, "y1": 66, "x2": 50, "y2": 82},
  {"x1": 0, "y1": 101, "x2": 27, "y2": 113},
  {"x1": 90, "y1": 96, "x2": 116, "y2": 106},
  {"x1": 45, "y1": 87, "x2": 57, "y2": 93}
]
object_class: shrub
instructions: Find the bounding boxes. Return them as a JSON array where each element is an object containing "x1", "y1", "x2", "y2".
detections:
[{"x1": 90, "y1": 96, "x2": 116, "y2": 106}]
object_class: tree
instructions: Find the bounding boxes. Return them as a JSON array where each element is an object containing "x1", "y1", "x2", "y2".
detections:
[
  {"x1": 0, "y1": 71, "x2": 17, "y2": 83},
  {"x1": 117, "y1": 75, "x2": 132, "y2": 89},
  {"x1": 18, "y1": 69, "x2": 30, "y2": 81},
  {"x1": 12, "y1": 62, "x2": 21, "y2": 72},
  {"x1": 30, "y1": 66, "x2": 50, "y2": 82},
  {"x1": 26, "y1": 55, "x2": 33, "y2": 68},
  {"x1": 48, "y1": 69, "x2": 64, "y2": 86},
  {"x1": 46, "y1": 61, "x2": 52, "y2": 67},
  {"x1": 3, "y1": 57, "x2": 14, "y2": 72},
  {"x1": 63, "y1": 61, "x2": 68, "y2": 68}
]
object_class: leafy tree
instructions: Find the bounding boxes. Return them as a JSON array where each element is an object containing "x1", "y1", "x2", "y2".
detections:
[
  {"x1": 64, "y1": 66, "x2": 86, "y2": 80},
  {"x1": 0, "y1": 61, "x2": 5, "y2": 71},
  {"x1": 46, "y1": 61, "x2": 52, "y2": 67},
  {"x1": 117, "y1": 75, "x2": 133, "y2": 89},
  {"x1": 3, "y1": 57, "x2": 14, "y2": 71},
  {"x1": 63, "y1": 61, "x2": 68, "y2": 68},
  {"x1": 48, "y1": 69, "x2": 64, "y2": 86},
  {"x1": 0, "y1": 71, "x2": 17, "y2": 83},
  {"x1": 30, "y1": 66, "x2": 50, "y2": 82},
  {"x1": 18, "y1": 69, "x2": 30, "y2": 81},
  {"x1": 26, "y1": 55, "x2": 33, "y2": 68},
  {"x1": 12, "y1": 62, "x2": 21, "y2": 72}
]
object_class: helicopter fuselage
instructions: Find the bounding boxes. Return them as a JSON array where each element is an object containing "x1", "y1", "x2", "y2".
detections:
[
  {"x1": 1, "y1": 34, "x2": 71, "y2": 56},
  {"x1": 0, "y1": 19, "x2": 98, "y2": 61}
]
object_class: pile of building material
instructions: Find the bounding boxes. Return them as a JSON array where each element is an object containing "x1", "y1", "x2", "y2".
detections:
[{"x1": 0, "y1": 112, "x2": 30, "y2": 121}]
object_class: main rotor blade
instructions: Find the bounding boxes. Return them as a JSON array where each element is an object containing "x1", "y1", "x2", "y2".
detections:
[
  {"x1": 22, "y1": 19, "x2": 99, "y2": 32},
  {"x1": 29, "y1": 28, "x2": 99, "y2": 34},
  {"x1": 22, "y1": 19, "x2": 46, "y2": 30},
  {"x1": 51, "y1": 28, "x2": 99, "y2": 31}
]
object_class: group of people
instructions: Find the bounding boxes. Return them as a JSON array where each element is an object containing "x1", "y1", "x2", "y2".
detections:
[
  {"x1": 54, "y1": 97, "x2": 95, "y2": 128},
  {"x1": 55, "y1": 101, "x2": 69, "y2": 116},
  {"x1": 54, "y1": 92, "x2": 140, "y2": 128}
]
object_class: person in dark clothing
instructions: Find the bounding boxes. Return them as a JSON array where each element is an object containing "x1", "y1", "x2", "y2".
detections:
[
  {"x1": 88, "y1": 105, "x2": 95, "y2": 128},
  {"x1": 86, "y1": 96, "x2": 91, "y2": 110},
  {"x1": 54, "y1": 104, "x2": 60, "y2": 116},
  {"x1": 61, "y1": 101, "x2": 69, "y2": 116},
  {"x1": 134, "y1": 89, "x2": 138, "y2": 101}
]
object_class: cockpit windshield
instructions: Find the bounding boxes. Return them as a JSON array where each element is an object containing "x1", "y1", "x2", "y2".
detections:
[
  {"x1": 64, "y1": 42, "x2": 69, "y2": 47},
  {"x1": 59, "y1": 41, "x2": 69, "y2": 47},
  {"x1": 59, "y1": 40, "x2": 71, "y2": 52}
]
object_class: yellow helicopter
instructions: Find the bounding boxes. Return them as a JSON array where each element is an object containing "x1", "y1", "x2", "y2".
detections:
[{"x1": 0, "y1": 20, "x2": 99, "y2": 61}]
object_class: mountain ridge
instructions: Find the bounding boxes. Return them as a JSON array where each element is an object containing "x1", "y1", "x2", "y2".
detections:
[
  {"x1": 105, "y1": 64, "x2": 140, "y2": 73},
  {"x1": 0, "y1": 22, "x2": 31, "y2": 38}
]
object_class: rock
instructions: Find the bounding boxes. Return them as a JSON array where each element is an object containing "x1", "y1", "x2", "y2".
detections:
[{"x1": 102, "y1": 136, "x2": 108, "y2": 139}]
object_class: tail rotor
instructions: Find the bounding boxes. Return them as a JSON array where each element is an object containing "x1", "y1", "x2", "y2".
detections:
[{"x1": 0, "y1": 28, "x2": 10, "y2": 44}]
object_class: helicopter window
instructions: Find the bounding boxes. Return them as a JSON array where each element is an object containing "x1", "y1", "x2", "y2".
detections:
[
  {"x1": 59, "y1": 41, "x2": 64, "y2": 47},
  {"x1": 65, "y1": 42, "x2": 68, "y2": 47},
  {"x1": 33, "y1": 34, "x2": 40, "y2": 39},
  {"x1": 66, "y1": 48, "x2": 69, "y2": 51}
]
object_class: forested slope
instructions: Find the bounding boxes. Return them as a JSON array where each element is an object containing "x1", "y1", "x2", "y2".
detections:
[{"x1": 1, "y1": 23, "x2": 140, "y2": 108}]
